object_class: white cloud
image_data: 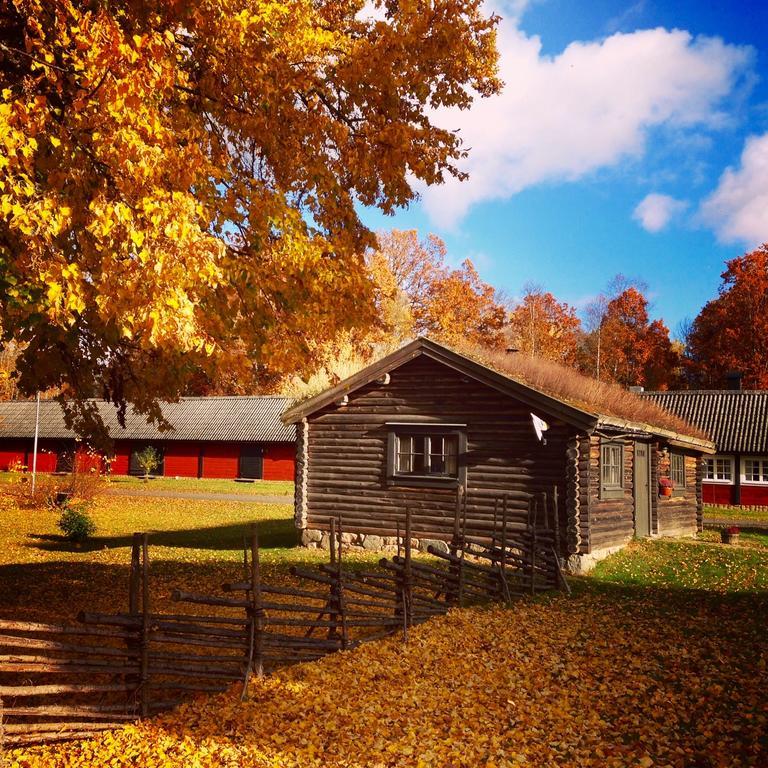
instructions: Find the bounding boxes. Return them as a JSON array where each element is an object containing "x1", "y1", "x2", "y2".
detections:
[
  {"x1": 633, "y1": 193, "x2": 688, "y2": 232},
  {"x1": 699, "y1": 132, "x2": 768, "y2": 247},
  {"x1": 421, "y1": 21, "x2": 753, "y2": 227}
]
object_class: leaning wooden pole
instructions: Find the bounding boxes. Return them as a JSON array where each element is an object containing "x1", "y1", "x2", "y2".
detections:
[{"x1": 140, "y1": 533, "x2": 150, "y2": 718}]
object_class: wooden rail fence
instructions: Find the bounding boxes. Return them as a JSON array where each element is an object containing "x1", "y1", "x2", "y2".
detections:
[{"x1": 0, "y1": 492, "x2": 567, "y2": 748}]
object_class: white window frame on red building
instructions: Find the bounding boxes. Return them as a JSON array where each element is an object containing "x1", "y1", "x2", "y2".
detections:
[
  {"x1": 740, "y1": 456, "x2": 768, "y2": 485},
  {"x1": 704, "y1": 455, "x2": 734, "y2": 484}
]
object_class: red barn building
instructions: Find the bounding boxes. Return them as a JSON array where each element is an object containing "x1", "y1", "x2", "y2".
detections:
[
  {"x1": 643, "y1": 390, "x2": 768, "y2": 507},
  {"x1": 0, "y1": 397, "x2": 296, "y2": 481}
]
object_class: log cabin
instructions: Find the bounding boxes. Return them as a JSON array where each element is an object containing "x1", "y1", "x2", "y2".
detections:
[{"x1": 282, "y1": 338, "x2": 715, "y2": 572}]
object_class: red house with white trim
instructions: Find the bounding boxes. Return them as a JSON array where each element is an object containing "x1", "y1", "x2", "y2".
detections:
[
  {"x1": 0, "y1": 397, "x2": 296, "y2": 481},
  {"x1": 643, "y1": 390, "x2": 768, "y2": 507}
]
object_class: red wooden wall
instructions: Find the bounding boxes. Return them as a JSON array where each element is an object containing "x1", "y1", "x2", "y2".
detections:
[
  {"x1": 111, "y1": 443, "x2": 131, "y2": 476},
  {"x1": 201, "y1": 442, "x2": 240, "y2": 479},
  {"x1": 0, "y1": 438, "x2": 296, "y2": 481},
  {"x1": 164, "y1": 442, "x2": 200, "y2": 478},
  {"x1": 741, "y1": 484, "x2": 768, "y2": 506},
  {"x1": 263, "y1": 442, "x2": 296, "y2": 481},
  {"x1": 0, "y1": 440, "x2": 28, "y2": 471},
  {"x1": 702, "y1": 482, "x2": 733, "y2": 505}
]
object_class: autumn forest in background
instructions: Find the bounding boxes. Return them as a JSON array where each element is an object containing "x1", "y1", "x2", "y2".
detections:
[{"x1": 2, "y1": 232, "x2": 767, "y2": 402}]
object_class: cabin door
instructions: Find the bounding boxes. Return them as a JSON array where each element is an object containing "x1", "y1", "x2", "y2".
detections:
[{"x1": 634, "y1": 442, "x2": 651, "y2": 538}]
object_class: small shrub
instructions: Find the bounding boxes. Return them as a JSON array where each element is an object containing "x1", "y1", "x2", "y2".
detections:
[
  {"x1": 58, "y1": 502, "x2": 97, "y2": 542},
  {"x1": 136, "y1": 446, "x2": 160, "y2": 480}
]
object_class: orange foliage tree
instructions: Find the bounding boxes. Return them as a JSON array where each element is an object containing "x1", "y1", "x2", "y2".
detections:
[
  {"x1": 581, "y1": 283, "x2": 679, "y2": 389},
  {"x1": 368, "y1": 229, "x2": 507, "y2": 351},
  {"x1": 0, "y1": 1, "x2": 500, "y2": 428},
  {"x1": 507, "y1": 285, "x2": 582, "y2": 365},
  {"x1": 686, "y1": 244, "x2": 768, "y2": 388}
]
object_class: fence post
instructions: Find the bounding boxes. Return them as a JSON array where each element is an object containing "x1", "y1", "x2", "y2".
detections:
[
  {"x1": 458, "y1": 499, "x2": 467, "y2": 607},
  {"x1": 337, "y1": 515, "x2": 348, "y2": 651},
  {"x1": 499, "y1": 496, "x2": 509, "y2": 602},
  {"x1": 251, "y1": 526, "x2": 264, "y2": 678},
  {"x1": 530, "y1": 498, "x2": 538, "y2": 595},
  {"x1": 327, "y1": 518, "x2": 339, "y2": 644},
  {"x1": 241, "y1": 525, "x2": 264, "y2": 700},
  {"x1": 140, "y1": 533, "x2": 150, "y2": 718},
  {"x1": 402, "y1": 507, "x2": 412, "y2": 641},
  {"x1": 129, "y1": 533, "x2": 141, "y2": 616}
]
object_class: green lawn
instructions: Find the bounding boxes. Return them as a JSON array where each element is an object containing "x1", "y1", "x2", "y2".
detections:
[
  {"x1": 105, "y1": 474, "x2": 294, "y2": 496},
  {"x1": 703, "y1": 503, "x2": 768, "y2": 522},
  {"x1": 0, "y1": 490, "x2": 375, "y2": 622},
  {"x1": 0, "y1": 471, "x2": 294, "y2": 496}
]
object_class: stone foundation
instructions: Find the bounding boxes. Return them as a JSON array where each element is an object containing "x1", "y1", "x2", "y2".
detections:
[
  {"x1": 565, "y1": 544, "x2": 626, "y2": 575},
  {"x1": 301, "y1": 527, "x2": 450, "y2": 555}
]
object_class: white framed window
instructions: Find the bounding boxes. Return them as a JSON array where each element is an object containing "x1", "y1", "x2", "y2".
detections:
[
  {"x1": 741, "y1": 456, "x2": 768, "y2": 485},
  {"x1": 600, "y1": 441, "x2": 624, "y2": 499},
  {"x1": 704, "y1": 455, "x2": 734, "y2": 484},
  {"x1": 386, "y1": 424, "x2": 466, "y2": 486},
  {"x1": 395, "y1": 434, "x2": 459, "y2": 477}
]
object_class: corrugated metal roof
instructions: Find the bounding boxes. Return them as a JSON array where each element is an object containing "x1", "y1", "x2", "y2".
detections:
[
  {"x1": 0, "y1": 397, "x2": 295, "y2": 443},
  {"x1": 641, "y1": 391, "x2": 768, "y2": 453}
]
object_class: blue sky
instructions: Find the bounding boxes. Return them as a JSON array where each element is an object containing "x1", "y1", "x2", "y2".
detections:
[{"x1": 360, "y1": 0, "x2": 768, "y2": 337}]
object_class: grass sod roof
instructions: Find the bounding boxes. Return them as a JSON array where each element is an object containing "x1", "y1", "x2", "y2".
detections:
[
  {"x1": 282, "y1": 338, "x2": 711, "y2": 449},
  {"x1": 461, "y1": 343, "x2": 711, "y2": 443}
]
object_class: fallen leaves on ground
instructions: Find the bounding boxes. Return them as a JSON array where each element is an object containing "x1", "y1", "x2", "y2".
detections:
[{"x1": 7, "y1": 588, "x2": 767, "y2": 768}]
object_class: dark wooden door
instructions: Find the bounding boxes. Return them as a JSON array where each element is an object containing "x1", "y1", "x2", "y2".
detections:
[
  {"x1": 634, "y1": 442, "x2": 651, "y2": 538},
  {"x1": 239, "y1": 446, "x2": 264, "y2": 480}
]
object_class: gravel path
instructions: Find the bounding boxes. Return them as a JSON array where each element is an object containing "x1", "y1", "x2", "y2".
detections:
[{"x1": 105, "y1": 487, "x2": 292, "y2": 504}]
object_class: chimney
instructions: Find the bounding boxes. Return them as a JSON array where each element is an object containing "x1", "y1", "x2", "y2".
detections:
[{"x1": 725, "y1": 371, "x2": 742, "y2": 391}]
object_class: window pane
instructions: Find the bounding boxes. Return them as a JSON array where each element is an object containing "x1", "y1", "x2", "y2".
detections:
[
  {"x1": 444, "y1": 437, "x2": 458, "y2": 475},
  {"x1": 601, "y1": 444, "x2": 622, "y2": 488},
  {"x1": 394, "y1": 432, "x2": 458, "y2": 477},
  {"x1": 716, "y1": 458, "x2": 732, "y2": 481},
  {"x1": 396, "y1": 435, "x2": 412, "y2": 473},
  {"x1": 671, "y1": 454, "x2": 685, "y2": 487}
]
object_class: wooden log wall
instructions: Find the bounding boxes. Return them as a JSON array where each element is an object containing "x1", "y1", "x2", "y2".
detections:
[
  {"x1": 581, "y1": 436, "x2": 636, "y2": 553},
  {"x1": 656, "y1": 450, "x2": 700, "y2": 536},
  {"x1": 304, "y1": 355, "x2": 577, "y2": 552}
]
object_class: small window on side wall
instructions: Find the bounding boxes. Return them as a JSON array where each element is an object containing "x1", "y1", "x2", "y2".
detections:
[
  {"x1": 670, "y1": 453, "x2": 686, "y2": 490},
  {"x1": 387, "y1": 426, "x2": 466, "y2": 486},
  {"x1": 600, "y1": 441, "x2": 624, "y2": 499}
]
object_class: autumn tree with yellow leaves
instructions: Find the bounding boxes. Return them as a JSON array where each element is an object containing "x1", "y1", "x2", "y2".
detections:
[{"x1": 0, "y1": 0, "x2": 499, "y2": 429}]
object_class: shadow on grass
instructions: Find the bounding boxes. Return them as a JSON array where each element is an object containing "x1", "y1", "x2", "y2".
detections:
[{"x1": 26, "y1": 518, "x2": 298, "y2": 553}]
